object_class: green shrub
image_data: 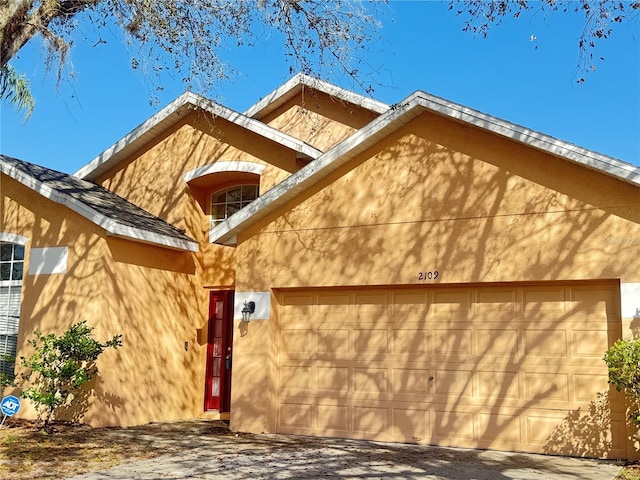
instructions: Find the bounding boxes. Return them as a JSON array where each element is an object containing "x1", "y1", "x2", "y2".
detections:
[
  {"x1": 20, "y1": 321, "x2": 122, "y2": 429},
  {"x1": 0, "y1": 354, "x2": 16, "y2": 388},
  {"x1": 604, "y1": 339, "x2": 640, "y2": 427}
]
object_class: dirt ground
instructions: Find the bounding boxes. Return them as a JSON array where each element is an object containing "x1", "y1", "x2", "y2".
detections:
[
  {"x1": 0, "y1": 418, "x2": 231, "y2": 479},
  {"x1": 0, "y1": 418, "x2": 629, "y2": 480}
]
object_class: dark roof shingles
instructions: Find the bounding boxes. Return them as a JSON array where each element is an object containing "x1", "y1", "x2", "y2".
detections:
[{"x1": 1, "y1": 155, "x2": 195, "y2": 245}]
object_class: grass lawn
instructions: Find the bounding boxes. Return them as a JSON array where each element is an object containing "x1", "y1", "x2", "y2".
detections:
[{"x1": 619, "y1": 464, "x2": 640, "y2": 480}]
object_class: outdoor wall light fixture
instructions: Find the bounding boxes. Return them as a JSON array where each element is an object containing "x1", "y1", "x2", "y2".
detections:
[{"x1": 241, "y1": 301, "x2": 256, "y2": 322}]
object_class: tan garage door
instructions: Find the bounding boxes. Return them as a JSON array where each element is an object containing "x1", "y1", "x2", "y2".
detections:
[{"x1": 275, "y1": 282, "x2": 627, "y2": 458}]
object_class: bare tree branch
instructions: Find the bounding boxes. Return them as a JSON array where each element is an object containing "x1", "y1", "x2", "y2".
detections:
[
  {"x1": 0, "y1": 0, "x2": 383, "y2": 103},
  {"x1": 450, "y1": 0, "x2": 640, "y2": 80}
]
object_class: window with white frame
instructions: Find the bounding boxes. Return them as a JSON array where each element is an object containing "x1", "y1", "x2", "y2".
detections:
[
  {"x1": 210, "y1": 184, "x2": 259, "y2": 228},
  {"x1": 0, "y1": 242, "x2": 24, "y2": 378}
]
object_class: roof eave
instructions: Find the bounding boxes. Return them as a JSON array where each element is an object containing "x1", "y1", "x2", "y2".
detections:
[
  {"x1": 75, "y1": 91, "x2": 323, "y2": 181},
  {"x1": 210, "y1": 91, "x2": 640, "y2": 245},
  {"x1": 74, "y1": 92, "x2": 196, "y2": 181},
  {"x1": 415, "y1": 92, "x2": 640, "y2": 185},
  {"x1": 244, "y1": 73, "x2": 390, "y2": 119},
  {"x1": 2, "y1": 161, "x2": 198, "y2": 253},
  {"x1": 107, "y1": 228, "x2": 199, "y2": 252}
]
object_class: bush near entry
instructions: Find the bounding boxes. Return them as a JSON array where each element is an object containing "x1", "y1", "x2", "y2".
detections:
[{"x1": 19, "y1": 321, "x2": 122, "y2": 430}]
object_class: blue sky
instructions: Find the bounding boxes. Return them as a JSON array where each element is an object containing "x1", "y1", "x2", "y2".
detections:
[{"x1": 1, "y1": 1, "x2": 638, "y2": 174}]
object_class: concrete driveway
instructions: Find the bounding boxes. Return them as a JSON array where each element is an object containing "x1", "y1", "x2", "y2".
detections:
[{"x1": 69, "y1": 421, "x2": 623, "y2": 480}]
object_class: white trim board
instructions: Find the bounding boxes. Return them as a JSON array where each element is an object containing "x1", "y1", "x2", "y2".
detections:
[
  {"x1": 28, "y1": 247, "x2": 68, "y2": 275},
  {"x1": 75, "y1": 92, "x2": 323, "y2": 182},
  {"x1": 0, "y1": 233, "x2": 29, "y2": 245},
  {"x1": 183, "y1": 161, "x2": 266, "y2": 183},
  {"x1": 1, "y1": 160, "x2": 198, "y2": 252},
  {"x1": 210, "y1": 90, "x2": 640, "y2": 245}
]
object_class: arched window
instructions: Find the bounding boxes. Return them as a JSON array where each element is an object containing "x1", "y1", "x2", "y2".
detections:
[
  {"x1": 0, "y1": 242, "x2": 24, "y2": 379},
  {"x1": 210, "y1": 184, "x2": 259, "y2": 227}
]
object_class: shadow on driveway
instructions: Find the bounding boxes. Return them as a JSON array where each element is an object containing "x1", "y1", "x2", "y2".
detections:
[{"x1": 69, "y1": 420, "x2": 623, "y2": 480}]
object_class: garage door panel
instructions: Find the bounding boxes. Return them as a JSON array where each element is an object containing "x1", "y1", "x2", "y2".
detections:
[
  {"x1": 391, "y1": 407, "x2": 431, "y2": 439},
  {"x1": 572, "y1": 286, "x2": 618, "y2": 315},
  {"x1": 526, "y1": 413, "x2": 568, "y2": 445},
  {"x1": 525, "y1": 409, "x2": 627, "y2": 458},
  {"x1": 523, "y1": 372, "x2": 570, "y2": 402},
  {"x1": 280, "y1": 292, "x2": 315, "y2": 321},
  {"x1": 573, "y1": 374, "x2": 612, "y2": 403},
  {"x1": 432, "y1": 369, "x2": 473, "y2": 397},
  {"x1": 391, "y1": 328, "x2": 429, "y2": 354},
  {"x1": 524, "y1": 329, "x2": 568, "y2": 357},
  {"x1": 316, "y1": 403, "x2": 350, "y2": 431},
  {"x1": 390, "y1": 290, "x2": 430, "y2": 320},
  {"x1": 280, "y1": 306, "x2": 313, "y2": 321},
  {"x1": 432, "y1": 328, "x2": 472, "y2": 356},
  {"x1": 279, "y1": 365, "x2": 313, "y2": 391},
  {"x1": 317, "y1": 328, "x2": 350, "y2": 353},
  {"x1": 572, "y1": 330, "x2": 613, "y2": 357},
  {"x1": 353, "y1": 367, "x2": 388, "y2": 394},
  {"x1": 279, "y1": 402, "x2": 313, "y2": 429},
  {"x1": 317, "y1": 292, "x2": 350, "y2": 316},
  {"x1": 353, "y1": 329, "x2": 388, "y2": 353},
  {"x1": 523, "y1": 287, "x2": 567, "y2": 314},
  {"x1": 392, "y1": 367, "x2": 430, "y2": 394},
  {"x1": 280, "y1": 328, "x2": 314, "y2": 353},
  {"x1": 572, "y1": 304, "x2": 612, "y2": 324},
  {"x1": 354, "y1": 292, "x2": 387, "y2": 319},
  {"x1": 433, "y1": 409, "x2": 475, "y2": 440},
  {"x1": 477, "y1": 370, "x2": 520, "y2": 400},
  {"x1": 476, "y1": 328, "x2": 519, "y2": 356},
  {"x1": 353, "y1": 405, "x2": 389, "y2": 434},
  {"x1": 432, "y1": 289, "x2": 471, "y2": 316},
  {"x1": 276, "y1": 282, "x2": 626, "y2": 458},
  {"x1": 476, "y1": 287, "x2": 518, "y2": 314},
  {"x1": 317, "y1": 366, "x2": 350, "y2": 393},
  {"x1": 478, "y1": 412, "x2": 522, "y2": 443}
]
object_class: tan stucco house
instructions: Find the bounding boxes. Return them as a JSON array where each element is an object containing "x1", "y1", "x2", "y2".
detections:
[{"x1": 2, "y1": 74, "x2": 640, "y2": 459}]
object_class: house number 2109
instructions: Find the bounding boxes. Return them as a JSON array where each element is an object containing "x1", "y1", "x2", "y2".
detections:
[{"x1": 418, "y1": 270, "x2": 439, "y2": 281}]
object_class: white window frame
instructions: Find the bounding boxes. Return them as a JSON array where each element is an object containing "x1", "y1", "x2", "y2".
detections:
[
  {"x1": 209, "y1": 184, "x2": 260, "y2": 229},
  {"x1": 0, "y1": 240, "x2": 26, "y2": 378}
]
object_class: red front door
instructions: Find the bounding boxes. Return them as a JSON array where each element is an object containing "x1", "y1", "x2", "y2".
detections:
[{"x1": 204, "y1": 290, "x2": 234, "y2": 411}]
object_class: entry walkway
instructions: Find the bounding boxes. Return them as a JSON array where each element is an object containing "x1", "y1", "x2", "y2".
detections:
[{"x1": 69, "y1": 420, "x2": 622, "y2": 480}]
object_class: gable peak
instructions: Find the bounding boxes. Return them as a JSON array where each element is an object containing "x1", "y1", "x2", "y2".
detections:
[{"x1": 244, "y1": 73, "x2": 389, "y2": 120}]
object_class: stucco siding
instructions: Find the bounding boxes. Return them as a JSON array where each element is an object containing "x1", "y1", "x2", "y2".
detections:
[
  {"x1": 5, "y1": 77, "x2": 638, "y2": 457},
  {"x1": 2, "y1": 174, "x2": 208, "y2": 427},
  {"x1": 259, "y1": 92, "x2": 379, "y2": 152},
  {"x1": 96, "y1": 110, "x2": 302, "y2": 214},
  {"x1": 229, "y1": 110, "x2": 640, "y2": 454},
  {"x1": 92, "y1": 110, "x2": 317, "y2": 286},
  {"x1": 235, "y1": 111, "x2": 640, "y2": 291}
]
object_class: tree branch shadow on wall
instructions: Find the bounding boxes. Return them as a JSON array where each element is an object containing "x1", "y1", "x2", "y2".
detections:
[
  {"x1": 543, "y1": 391, "x2": 617, "y2": 458},
  {"x1": 53, "y1": 376, "x2": 125, "y2": 425},
  {"x1": 233, "y1": 107, "x2": 640, "y2": 458}
]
